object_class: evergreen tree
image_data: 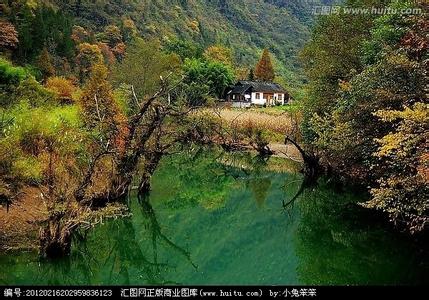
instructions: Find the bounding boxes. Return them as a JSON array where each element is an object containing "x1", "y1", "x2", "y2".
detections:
[
  {"x1": 37, "y1": 47, "x2": 55, "y2": 80},
  {"x1": 254, "y1": 49, "x2": 275, "y2": 82},
  {"x1": 248, "y1": 68, "x2": 254, "y2": 81}
]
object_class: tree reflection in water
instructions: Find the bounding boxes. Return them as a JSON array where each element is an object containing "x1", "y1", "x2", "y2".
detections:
[
  {"x1": 291, "y1": 179, "x2": 428, "y2": 285},
  {"x1": 21, "y1": 193, "x2": 197, "y2": 285},
  {"x1": 1, "y1": 147, "x2": 427, "y2": 285}
]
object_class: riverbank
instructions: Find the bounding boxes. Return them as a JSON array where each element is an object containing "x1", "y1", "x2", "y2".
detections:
[
  {"x1": 0, "y1": 187, "x2": 47, "y2": 252},
  {"x1": 0, "y1": 144, "x2": 301, "y2": 252},
  {"x1": 1, "y1": 148, "x2": 427, "y2": 285},
  {"x1": 0, "y1": 107, "x2": 302, "y2": 252}
]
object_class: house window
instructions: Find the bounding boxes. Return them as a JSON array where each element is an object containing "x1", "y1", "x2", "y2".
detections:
[{"x1": 255, "y1": 93, "x2": 260, "y2": 99}]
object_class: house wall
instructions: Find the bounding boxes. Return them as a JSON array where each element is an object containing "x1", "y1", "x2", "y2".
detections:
[
  {"x1": 251, "y1": 92, "x2": 266, "y2": 105},
  {"x1": 274, "y1": 93, "x2": 286, "y2": 105},
  {"x1": 231, "y1": 93, "x2": 250, "y2": 102},
  {"x1": 251, "y1": 92, "x2": 286, "y2": 105}
]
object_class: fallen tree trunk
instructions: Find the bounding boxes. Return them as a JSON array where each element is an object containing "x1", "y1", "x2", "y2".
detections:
[
  {"x1": 39, "y1": 211, "x2": 73, "y2": 258},
  {"x1": 76, "y1": 104, "x2": 165, "y2": 206},
  {"x1": 108, "y1": 107, "x2": 165, "y2": 201},
  {"x1": 284, "y1": 135, "x2": 320, "y2": 180},
  {"x1": 138, "y1": 151, "x2": 163, "y2": 195}
]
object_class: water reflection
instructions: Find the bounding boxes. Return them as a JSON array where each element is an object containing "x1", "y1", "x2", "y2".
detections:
[
  {"x1": 293, "y1": 179, "x2": 428, "y2": 285},
  {"x1": 0, "y1": 148, "x2": 427, "y2": 285}
]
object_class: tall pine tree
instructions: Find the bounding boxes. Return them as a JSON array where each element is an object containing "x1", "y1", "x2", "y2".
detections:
[{"x1": 254, "y1": 49, "x2": 275, "y2": 82}]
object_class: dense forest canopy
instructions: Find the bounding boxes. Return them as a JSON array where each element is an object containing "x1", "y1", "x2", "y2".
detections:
[{"x1": 301, "y1": 0, "x2": 428, "y2": 233}]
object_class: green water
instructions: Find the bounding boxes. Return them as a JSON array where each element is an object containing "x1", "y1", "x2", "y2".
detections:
[{"x1": 0, "y1": 148, "x2": 427, "y2": 285}]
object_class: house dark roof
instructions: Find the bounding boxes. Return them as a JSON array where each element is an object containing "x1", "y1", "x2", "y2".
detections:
[
  {"x1": 228, "y1": 83, "x2": 252, "y2": 95},
  {"x1": 228, "y1": 81, "x2": 287, "y2": 95}
]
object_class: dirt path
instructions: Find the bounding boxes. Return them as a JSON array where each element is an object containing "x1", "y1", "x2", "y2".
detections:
[
  {"x1": 269, "y1": 143, "x2": 302, "y2": 162},
  {"x1": 0, "y1": 187, "x2": 47, "y2": 251}
]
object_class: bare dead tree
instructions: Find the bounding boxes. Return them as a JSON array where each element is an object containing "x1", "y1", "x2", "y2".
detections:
[
  {"x1": 72, "y1": 77, "x2": 167, "y2": 205},
  {"x1": 137, "y1": 103, "x2": 204, "y2": 195}
]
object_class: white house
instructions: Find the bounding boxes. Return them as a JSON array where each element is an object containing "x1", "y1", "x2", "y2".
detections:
[{"x1": 225, "y1": 80, "x2": 289, "y2": 108}]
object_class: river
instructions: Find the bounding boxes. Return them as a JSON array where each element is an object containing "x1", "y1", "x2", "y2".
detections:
[{"x1": 0, "y1": 148, "x2": 427, "y2": 285}]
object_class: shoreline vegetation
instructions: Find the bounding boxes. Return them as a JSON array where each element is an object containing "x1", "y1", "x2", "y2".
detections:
[
  {"x1": 0, "y1": 0, "x2": 427, "y2": 260},
  {"x1": 0, "y1": 104, "x2": 303, "y2": 251},
  {"x1": 0, "y1": 145, "x2": 301, "y2": 253}
]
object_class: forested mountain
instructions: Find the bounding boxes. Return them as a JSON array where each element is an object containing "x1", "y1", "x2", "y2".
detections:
[{"x1": 2, "y1": 0, "x2": 339, "y2": 94}]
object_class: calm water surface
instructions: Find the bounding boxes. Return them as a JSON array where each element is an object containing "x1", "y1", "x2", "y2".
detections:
[{"x1": 0, "y1": 148, "x2": 427, "y2": 285}]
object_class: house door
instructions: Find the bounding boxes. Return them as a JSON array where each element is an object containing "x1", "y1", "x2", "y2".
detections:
[{"x1": 267, "y1": 94, "x2": 274, "y2": 106}]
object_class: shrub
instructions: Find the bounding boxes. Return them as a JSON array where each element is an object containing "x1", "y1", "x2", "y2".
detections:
[
  {"x1": 0, "y1": 58, "x2": 27, "y2": 85},
  {"x1": 46, "y1": 76, "x2": 77, "y2": 103}
]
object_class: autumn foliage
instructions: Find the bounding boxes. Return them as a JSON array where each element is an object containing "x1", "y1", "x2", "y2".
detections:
[
  {"x1": 78, "y1": 63, "x2": 128, "y2": 154},
  {"x1": 37, "y1": 48, "x2": 55, "y2": 80},
  {"x1": 111, "y1": 42, "x2": 126, "y2": 61},
  {"x1": 204, "y1": 46, "x2": 233, "y2": 66},
  {"x1": 97, "y1": 42, "x2": 116, "y2": 65},
  {"x1": 45, "y1": 77, "x2": 77, "y2": 103},
  {"x1": 71, "y1": 25, "x2": 90, "y2": 44},
  {"x1": 301, "y1": 1, "x2": 428, "y2": 233},
  {"x1": 254, "y1": 49, "x2": 275, "y2": 82},
  {"x1": 0, "y1": 20, "x2": 19, "y2": 51},
  {"x1": 76, "y1": 43, "x2": 103, "y2": 82}
]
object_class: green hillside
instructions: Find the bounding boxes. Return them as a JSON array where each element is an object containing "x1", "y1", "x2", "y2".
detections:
[{"x1": 38, "y1": 0, "x2": 338, "y2": 93}]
